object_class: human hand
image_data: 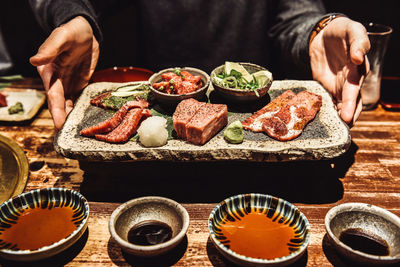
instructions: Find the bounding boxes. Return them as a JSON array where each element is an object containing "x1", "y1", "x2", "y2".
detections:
[
  {"x1": 309, "y1": 17, "x2": 370, "y2": 126},
  {"x1": 30, "y1": 16, "x2": 100, "y2": 130}
]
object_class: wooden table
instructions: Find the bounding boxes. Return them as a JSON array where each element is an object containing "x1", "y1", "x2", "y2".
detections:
[{"x1": 0, "y1": 82, "x2": 399, "y2": 266}]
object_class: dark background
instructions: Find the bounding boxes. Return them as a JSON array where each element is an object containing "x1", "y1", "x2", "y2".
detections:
[{"x1": 0, "y1": 0, "x2": 398, "y2": 77}]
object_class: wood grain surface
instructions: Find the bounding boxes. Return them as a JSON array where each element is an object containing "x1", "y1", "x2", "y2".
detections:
[{"x1": 0, "y1": 83, "x2": 399, "y2": 266}]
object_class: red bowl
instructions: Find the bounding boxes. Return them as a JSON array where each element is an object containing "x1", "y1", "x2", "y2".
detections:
[{"x1": 90, "y1": 67, "x2": 154, "y2": 83}]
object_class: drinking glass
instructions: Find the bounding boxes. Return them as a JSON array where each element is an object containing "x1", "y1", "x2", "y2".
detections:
[{"x1": 361, "y1": 23, "x2": 392, "y2": 110}]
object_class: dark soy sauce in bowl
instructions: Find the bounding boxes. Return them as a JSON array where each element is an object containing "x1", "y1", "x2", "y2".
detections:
[
  {"x1": 127, "y1": 220, "x2": 172, "y2": 246},
  {"x1": 339, "y1": 228, "x2": 390, "y2": 256}
]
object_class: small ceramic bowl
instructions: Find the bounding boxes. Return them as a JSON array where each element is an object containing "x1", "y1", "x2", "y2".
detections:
[
  {"x1": 148, "y1": 67, "x2": 210, "y2": 106},
  {"x1": 325, "y1": 202, "x2": 400, "y2": 265},
  {"x1": 109, "y1": 196, "x2": 189, "y2": 257},
  {"x1": 210, "y1": 62, "x2": 273, "y2": 102},
  {"x1": 208, "y1": 193, "x2": 310, "y2": 266},
  {"x1": 0, "y1": 188, "x2": 89, "y2": 261}
]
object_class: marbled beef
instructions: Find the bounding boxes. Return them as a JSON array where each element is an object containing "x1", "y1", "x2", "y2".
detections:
[
  {"x1": 185, "y1": 103, "x2": 228, "y2": 145},
  {"x1": 242, "y1": 90, "x2": 296, "y2": 132},
  {"x1": 172, "y1": 98, "x2": 206, "y2": 139},
  {"x1": 80, "y1": 100, "x2": 149, "y2": 137},
  {"x1": 262, "y1": 91, "x2": 322, "y2": 141},
  {"x1": 173, "y1": 98, "x2": 228, "y2": 145},
  {"x1": 95, "y1": 108, "x2": 152, "y2": 143}
]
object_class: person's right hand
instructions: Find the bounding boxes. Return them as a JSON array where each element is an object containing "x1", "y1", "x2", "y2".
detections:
[{"x1": 30, "y1": 16, "x2": 99, "y2": 130}]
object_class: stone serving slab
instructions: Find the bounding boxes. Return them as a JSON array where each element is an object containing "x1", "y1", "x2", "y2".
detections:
[{"x1": 54, "y1": 80, "x2": 351, "y2": 162}]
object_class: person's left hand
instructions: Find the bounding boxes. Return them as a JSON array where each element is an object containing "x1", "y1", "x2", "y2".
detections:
[{"x1": 309, "y1": 16, "x2": 370, "y2": 126}]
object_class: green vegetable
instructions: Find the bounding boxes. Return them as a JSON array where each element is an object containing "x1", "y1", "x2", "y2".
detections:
[
  {"x1": 173, "y1": 68, "x2": 185, "y2": 80},
  {"x1": 111, "y1": 83, "x2": 150, "y2": 97},
  {"x1": 101, "y1": 96, "x2": 131, "y2": 109},
  {"x1": 224, "y1": 120, "x2": 244, "y2": 144},
  {"x1": 213, "y1": 61, "x2": 272, "y2": 97},
  {"x1": 101, "y1": 82, "x2": 151, "y2": 109},
  {"x1": 8, "y1": 102, "x2": 24, "y2": 115}
]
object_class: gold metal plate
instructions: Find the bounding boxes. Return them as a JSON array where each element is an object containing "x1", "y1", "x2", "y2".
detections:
[{"x1": 0, "y1": 134, "x2": 28, "y2": 203}]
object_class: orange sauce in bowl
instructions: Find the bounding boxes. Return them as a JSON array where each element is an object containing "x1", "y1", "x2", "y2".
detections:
[
  {"x1": 220, "y1": 211, "x2": 297, "y2": 259},
  {"x1": 1, "y1": 206, "x2": 78, "y2": 250}
]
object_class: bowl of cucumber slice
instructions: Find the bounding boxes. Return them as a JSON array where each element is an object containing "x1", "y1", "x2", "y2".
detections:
[{"x1": 211, "y1": 62, "x2": 273, "y2": 102}]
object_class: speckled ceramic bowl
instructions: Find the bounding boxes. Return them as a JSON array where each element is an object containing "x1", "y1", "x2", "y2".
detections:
[
  {"x1": 325, "y1": 203, "x2": 400, "y2": 265},
  {"x1": 210, "y1": 62, "x2": 273, "y2": 102},
  {"x1": 209, "y1": 193, "x2": 310, "y2": 266},
  {"x1": 148, "y1": 67, "x2": 210, "y2": 106},
  {"x1": 109, "y1": 196, "x2": 189, "y2": 257},
  {"x1": 0, "y1": 188, "x2": 89, "y2": 261}
]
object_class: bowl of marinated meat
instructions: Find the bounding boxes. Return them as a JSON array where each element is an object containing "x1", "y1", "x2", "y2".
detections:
[
  {"x1": 211, "y1": 62, "x2": 273, "y2": 102},
  {"x1": 149, "y1": 67, "x2": 210, "y2": 106}
]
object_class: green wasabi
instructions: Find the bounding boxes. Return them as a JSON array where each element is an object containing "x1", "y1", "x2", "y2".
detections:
[
  {"x1": 224, "y1": 120, "x2": 244, "y2": 144},
  {"x1": 8, "y1": 101, "x2": 24, "y2": 115}
]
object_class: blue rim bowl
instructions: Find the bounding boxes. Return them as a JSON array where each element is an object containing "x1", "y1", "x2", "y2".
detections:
[
  {"x1": 208, "y1": 193, "x2": 310, "y2": 266},
  {"x1": 0, "y1": 187, "x2": 89, "y2": 261}
]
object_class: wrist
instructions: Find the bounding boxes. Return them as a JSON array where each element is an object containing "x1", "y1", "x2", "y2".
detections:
[{"x1": 309, "y1": 14, "x2": 346, "y2": 45}]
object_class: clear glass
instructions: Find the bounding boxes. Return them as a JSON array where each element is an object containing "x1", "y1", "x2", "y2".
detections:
[{"x1": 361, "y1": 23, "x2": 392, "y2": 110}]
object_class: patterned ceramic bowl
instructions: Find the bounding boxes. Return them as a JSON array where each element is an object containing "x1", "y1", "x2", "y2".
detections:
[
  {"x1": 148, "y1": 67, "x2": 210, "y2": 106},
  {"x1": 109, "y1": 196, "x2": 189, "y2": 257},
  {"x1": 210, "y1": 62, "x2": 273, "y2": 102},
  {"x1": 208, "y1": 193, "x2": 310, "y2": 266},
  {"x1": 325, "y1": 203, "x2": 400, "y2": 265},
  {"x1": 0, "y1": 188, "x2": 89, "y2": 261}
]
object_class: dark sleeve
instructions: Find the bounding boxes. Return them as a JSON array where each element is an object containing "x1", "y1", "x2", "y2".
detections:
[
  {"x1": 268, "y1": 0, "x2": 326, "y2": 78},
  {"x1": 28, "y1": 0, "x2": 103, "y2": 42}
]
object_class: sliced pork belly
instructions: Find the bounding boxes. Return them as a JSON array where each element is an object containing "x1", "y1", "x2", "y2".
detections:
[
  {"x1": 242, "y1": 90, "x2": 296, "y2": 132},
  {"x1": 80, "y1": 100, "x2": 149, "y2": 137},
  {"x1": 95, "y1": 108, "x2": 152, "y2": 143},
  {"x1": 262, "y1": 91, "x2": 322, "y2": 141},
  {"x1": 185, "y1": 103, "x2": 228, "y2": 145},
  {"x1": 173, "y1": 98, "x2": 206, "y2": 139}
]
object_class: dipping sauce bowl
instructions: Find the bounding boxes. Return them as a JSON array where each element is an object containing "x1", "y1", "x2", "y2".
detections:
[
  {"x1": 325, "y1": 202, "x2": 400, "y2": 265},
  {"x1": 208, "y1": 193, "x2": 310, "y2": 266},
  {"x1": 109, "y1": 196, "x2": 189, "y2": 257},
  {"x1": 0, "y1": 188, "x2": 89, "y2": 261}
]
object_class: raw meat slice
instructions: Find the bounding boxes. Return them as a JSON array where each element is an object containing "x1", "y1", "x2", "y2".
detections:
[
  {"x1": 90, "y1": 91, "x2": 111, "y2": 108},
  {"x1": 0, "y1": 92, "x2": 7, "y2": 107},
  {"x1": 80, "y1": 103, "x2": 130, "y2": 136},
  {"x1": 262, "y1": 91, "x2": 322, "y2": 141},
  {"x1": 95, "y1": 108, "x2": 151, "y2": 143},
  {"x1": 173, "y1": 98, "x2": 206, "y2": 139},
  {"x1": 185, "y1": 103, "x2": 228, "y2": 145},
  {"x1": 242, "y1": 90, "x2": 296, "y2": 132},
  {"x1": 177, "y1": 81, "x2": 200, "y2": 94},
  {"x1": 153, "y1": 71, "x2": 203, "y2": 95},
  {"x1": 80, "y1": 100, "x2": 148, "y2": 136}
]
